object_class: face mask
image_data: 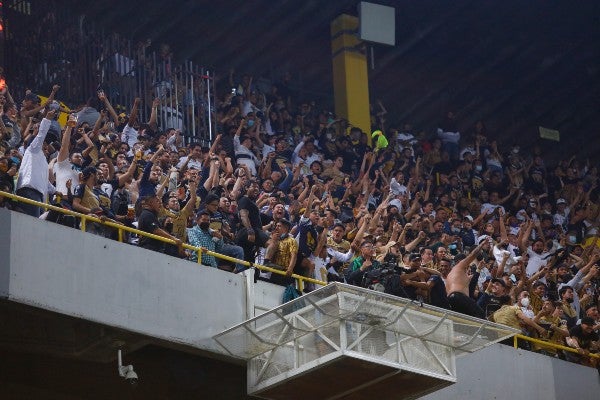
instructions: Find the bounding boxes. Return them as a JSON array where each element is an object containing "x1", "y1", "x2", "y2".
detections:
[
  {"x1": 475, "y1": 165, "x2": 483, "y2": 172},
  {"x1": 326, "y1": 133, "x2": 333, "y2": 140},
  {"x1": 520, "y1": 297, "x2": 530, "y2": 307},
  {"x1": 247, "y1": 119, "x2": 255, "y2": 127},
  {"x1": 199, "y1": 222, "x2": 210, "y2": 230}
]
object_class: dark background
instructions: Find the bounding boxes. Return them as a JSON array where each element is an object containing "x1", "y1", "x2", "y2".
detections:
[{"x1": 45, "y1": 0, "x2": 600, "y2": 159}]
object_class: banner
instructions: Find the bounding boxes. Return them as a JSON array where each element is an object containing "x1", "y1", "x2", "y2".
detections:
[{"x1": 538, "y1": 126, "x2": 560, "y2": 142}]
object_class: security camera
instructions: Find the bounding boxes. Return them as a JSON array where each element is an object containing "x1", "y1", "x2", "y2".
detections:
[{"x1": 118, "y1": 349, "x2": 139, "y2": 385}]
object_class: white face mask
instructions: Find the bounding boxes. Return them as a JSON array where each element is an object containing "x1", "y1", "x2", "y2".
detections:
[{"x1": 520, "y1": 297, "x2": 530, "y2": 307}]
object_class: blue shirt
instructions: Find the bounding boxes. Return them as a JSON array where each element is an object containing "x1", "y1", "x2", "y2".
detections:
[{"x1": 187, "y1": 225, "x2": 223, "y2": 267}]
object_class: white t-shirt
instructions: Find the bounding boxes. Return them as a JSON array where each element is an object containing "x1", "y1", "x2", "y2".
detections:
[
  {"x1": 53, "y1": 159, "x2": 81, "y2": 195},
  {"x1": 525, "y1": 247, "x2": 550, "y2": 277},
  {"x1": 176, "y1": 156, "x2": 203, "y2": 172}
]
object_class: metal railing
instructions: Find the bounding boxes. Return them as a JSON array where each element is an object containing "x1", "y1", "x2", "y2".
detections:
[
  {"x1": 513, "y1": 334, "x2": 600, "y2": 360},
  {"x1": 3, "y1": 5, "x2": 216, "y2": 145},
  {"x1": 0, "y1": 190, "x2": 324, "y2": 292}
]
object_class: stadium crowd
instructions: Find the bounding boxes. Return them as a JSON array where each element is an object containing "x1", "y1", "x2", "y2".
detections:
[{"x1": 0, "y1": 71, "x2": 598, "y2": 368}]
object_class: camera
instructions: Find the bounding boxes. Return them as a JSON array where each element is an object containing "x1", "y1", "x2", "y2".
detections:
[
  {"x1": 118, "y1": 349, "x2": 139, "y2": 386},
  {"x1": 121, "y1": 366, "x2": 138, "y2": 385},
  {"x1": 382, "y1": 253, "x2": 400, "y2": 271}
]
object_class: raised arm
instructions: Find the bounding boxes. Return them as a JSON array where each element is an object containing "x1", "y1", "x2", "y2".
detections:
[
  {"x1": 117, "y1": 157, "x2": 139, "y2": 187},
  {"x1": 23, "y1": 85, "x2": 59, "y2": 118},
  {"x1": 456, "y1": 241, "x2": 487, "y2": 273},
  {"x1": 128, "y1": 98, "x2": 141, "y2": 127},
  {"x1": 57, "y1": 114, "x2": 77, "y2": 162},
  {"x1": 181, "y1": 180, "x2": 198, "y2": 215},
  {"x1": 98, "y1": 90, "x2": 119, "y2": 123},
  {"x1": 148, "y1": 98, "x2": 160, "y2": 131},
  {"x1": 405, "y1": 230, "x2": 428, "y2": 253},
  {"x1": 519, "y1": 220, "x2": 534, "y2": 254}
]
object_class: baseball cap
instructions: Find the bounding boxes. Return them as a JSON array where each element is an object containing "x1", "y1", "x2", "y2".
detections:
[
  {"x1": 556, "y1": 198, "x2": 567, "y2": 205},
  {"x1": 492, "y1": 278, "x2": 507, "y2": 288},
  {"x1": 409, "y1": 253, "x2": 421, "y2": 261}
]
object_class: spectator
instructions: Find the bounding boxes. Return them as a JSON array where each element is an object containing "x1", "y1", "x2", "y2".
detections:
[
  {"x1": 138, "y1": 194, "x2": 183, "y2": 255},
  {"x1": 15, "y1": 109, "x2": 57, "y2": 217},
  {"x1": 346, "y1": 241, "x2": 381, "y2": 287},
  {"x1": 445, "y1": 241, "x2": 487, "y2": 319},
  {"x1": 264, "y1": 218, "x2": 298, "y2": 286},
  {"x1": 565, "y1": 317, "x2": 600, "y2": 367},
  {"x1": 532, "y1": 300, "x2": 569, "y2": 356},
  {"x1": 491, "y1": 295, "x2": 548, "y2": 339},
  {"x1": 201, "y1": 193, "x2": 245, "y2": 272},
  {"x1": 236, "y1": 180, "x2": 269, "y2": 261},
  {"x1": 188, "y1": 210, "x2": 225, "y2": 268}
]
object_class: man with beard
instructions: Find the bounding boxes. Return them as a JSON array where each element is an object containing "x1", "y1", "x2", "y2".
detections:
[
  {"x1": 236, "y1": 180, "x2": 269, "y2": 261},
  {"x1": 138, "y1": 146, "x2": 165, "y2": 198},
  {"x1": 519, "y1": 220, "x2": 552, "y2": 277}
]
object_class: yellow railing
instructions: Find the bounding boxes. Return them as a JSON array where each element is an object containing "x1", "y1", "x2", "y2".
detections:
[
  {"x1": 513, "y1": 334, "x2": 600, "y2": 361},
  {"x1": 0, "y1": 190, "x2": 326, "y2": 292}
]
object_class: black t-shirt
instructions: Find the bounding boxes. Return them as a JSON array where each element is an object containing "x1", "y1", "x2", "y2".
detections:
[
  {"x1": 138, "y1": 209, "x2": 163, "y2": 251},
  {"x1": 237, "y1": 196, "x2": 262, "y2": 231},
  {"x1": 569, "y1": 325, "x2": 599, "y2": 349}
]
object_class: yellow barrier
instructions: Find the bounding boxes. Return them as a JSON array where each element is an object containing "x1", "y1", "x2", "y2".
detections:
[
  {"x1": 513, "y1": 333, "x2": 600, "y2": 360},
  {"x1": 0, "y1": 190, "x2": 326, "y2": 291}
]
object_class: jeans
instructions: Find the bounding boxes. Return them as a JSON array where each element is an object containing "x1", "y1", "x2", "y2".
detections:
[
  {"x1": 220, "y1": 243, "x2": 246, "y2": 272},
  {"x1": 15, "y1": 187, "x2": 44, "y2": 217}
]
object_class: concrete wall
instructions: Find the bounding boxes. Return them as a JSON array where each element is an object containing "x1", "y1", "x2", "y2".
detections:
[
  {"x1": 0, "y1": 209, "x2": 248, "y2": 354},
  {"x1": 419, "y1": 344, "x2": 600, "y2": 400}
]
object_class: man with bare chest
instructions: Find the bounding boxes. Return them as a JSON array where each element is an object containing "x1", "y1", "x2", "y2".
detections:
[{"x1": 446, "y1": 241, "x2": 487, "y2": 319}]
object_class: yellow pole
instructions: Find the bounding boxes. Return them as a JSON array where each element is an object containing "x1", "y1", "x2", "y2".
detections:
[{"x1": 331, "y1": 14, "x2": 371, "y2": 145}]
